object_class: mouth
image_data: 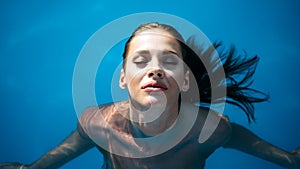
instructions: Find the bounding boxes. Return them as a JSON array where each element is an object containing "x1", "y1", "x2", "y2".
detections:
[{"x1": 141, "y1": 82, "x2": 168, "y2": 92}]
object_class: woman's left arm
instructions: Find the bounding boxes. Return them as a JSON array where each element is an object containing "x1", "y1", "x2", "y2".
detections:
[{"x1": 223, "y1": 123, "x2": 300, "y2": 169}]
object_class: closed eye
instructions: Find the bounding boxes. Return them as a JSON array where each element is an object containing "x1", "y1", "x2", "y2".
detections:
[
  {"x1": 132, "y1": 54, "x2": 149, "y2": 67},
  {"x1": 134, "y1": 61, "x2": 147, "y2": 65},
  {"x1": 163, "y1": 61, "x2": 178, "y2": 65},
  {"x1": 162, "y1": 55, "x2": 179, "y2": 66},
  {"x1": 133, "y1": 59, "x2": 148, "y2": 68}
]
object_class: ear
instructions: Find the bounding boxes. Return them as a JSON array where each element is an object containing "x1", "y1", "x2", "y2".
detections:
[
  {"x1": 181, "y1": 70, "x2": 190, "y2": 92},
  {"x1": 119, "y1": 69, "x2": 127, "y2": 89}
]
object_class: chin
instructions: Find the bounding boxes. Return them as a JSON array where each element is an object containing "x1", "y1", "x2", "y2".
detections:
[
  {"x1": 129, "y1": 93, "x2": 168, "y2": 110},
  {"x1": 147, "y1": 94, "x2": 167, "y2": 103},
  {"x1": 132, "y1": 99, "x2": 163, "y2": 111},
  {"x1": 146, "y1": 99, "x2": 161, "y2": 107}
]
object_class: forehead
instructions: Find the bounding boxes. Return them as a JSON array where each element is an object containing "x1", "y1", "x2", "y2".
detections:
[{"x1": 127, "y1": 30, "x2": 182, "y2": 57}]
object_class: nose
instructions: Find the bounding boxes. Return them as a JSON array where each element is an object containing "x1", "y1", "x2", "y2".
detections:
[{"x1": 147, "y1": 69, "x2": 165, "y2": 79}]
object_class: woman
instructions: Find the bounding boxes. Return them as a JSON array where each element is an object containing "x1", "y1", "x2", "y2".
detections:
[{"x1": 1, "y1": 22, "x2": 299, "y2": 169}]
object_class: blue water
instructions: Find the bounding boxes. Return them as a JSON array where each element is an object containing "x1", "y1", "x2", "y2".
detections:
[{"x1": 1, "y1": 0, "x2": 300, "y2": 168}]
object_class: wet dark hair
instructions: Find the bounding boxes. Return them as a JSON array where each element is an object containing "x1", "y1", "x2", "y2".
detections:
[
  {"x1": 183, "y1": 39, "x2": 269, "y2": 123},
  {"x1": 122, "y1": 22, "x2": 269, "y2": 123}
]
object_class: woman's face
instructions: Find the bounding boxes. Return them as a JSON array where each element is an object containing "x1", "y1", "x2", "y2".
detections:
[{"x1": 119, "y1": 29, "x2": 189, "y2": 109}]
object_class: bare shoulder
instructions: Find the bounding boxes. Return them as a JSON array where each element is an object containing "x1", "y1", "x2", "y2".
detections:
[
  {"x1": 77, "y1": 101, "x2": 130, "y2": 140},
  {"x1": 78, "y1": 106, "x2": 102, "y2": 126},
  {"x1": 78, "y1": 101, "x2": 129, "y2": 126}
]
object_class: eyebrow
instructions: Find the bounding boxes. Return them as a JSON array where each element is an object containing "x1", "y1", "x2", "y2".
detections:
[
  {"x1": 162, "y1": 50, "x2": 179, "y2": 56},
  {"x1": 133, "y1": 50, "x2": 179, "y2": 56},
  {"x1": 134, "y1": 50, "x2": 151, "y2": 56}
]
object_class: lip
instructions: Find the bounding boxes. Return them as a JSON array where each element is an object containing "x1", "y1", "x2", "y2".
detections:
[{"x1": 141, "y1": 81, "x2": 168, "y2": 92}]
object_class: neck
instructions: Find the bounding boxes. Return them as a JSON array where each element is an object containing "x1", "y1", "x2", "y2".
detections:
[{"x1": 129, "y1": 101, "x2": 179, "y2": 136}]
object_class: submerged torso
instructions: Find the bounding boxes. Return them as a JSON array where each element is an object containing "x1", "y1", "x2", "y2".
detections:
[{"x1": 78, "y1": 101, "x2": 231, "y2": 169}]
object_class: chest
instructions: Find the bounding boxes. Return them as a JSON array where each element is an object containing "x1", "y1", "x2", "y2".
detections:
[{"x1": 99, "y1": 134, "x2": 210, "y2": 169}]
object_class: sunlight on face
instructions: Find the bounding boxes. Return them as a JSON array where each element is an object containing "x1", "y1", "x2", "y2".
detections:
[{"x1": 119, "y1": 29, "x2": 189, "y2": 109}]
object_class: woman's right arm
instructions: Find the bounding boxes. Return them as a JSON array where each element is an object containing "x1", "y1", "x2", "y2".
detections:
[{"x1": 0, "y1": 130, "x2": 95, "y2": 169}]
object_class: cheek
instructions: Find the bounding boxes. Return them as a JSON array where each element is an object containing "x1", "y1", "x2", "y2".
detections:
[
  {"x1": 124, "y1": 69, "x2": 145, "y2": 89},
  {"x1": 166, "y1": 69, "x2": 186, "y2": 85},
  {"x1": 172, "y1": 76, "x2": 185, "y2": 89}
]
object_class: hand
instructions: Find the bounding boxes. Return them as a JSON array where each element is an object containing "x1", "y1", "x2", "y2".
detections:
[
  {"x1": 0, "y1": 163, "x2": 28, "y2": 169},
  {"x1": 290, "y1": 147, "x2": 300, "y2": 169}
]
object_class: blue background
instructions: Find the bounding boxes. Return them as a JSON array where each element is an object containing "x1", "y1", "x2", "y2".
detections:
[{"x1": 1, "y1": 0, "x2": 300, "y2": 168}]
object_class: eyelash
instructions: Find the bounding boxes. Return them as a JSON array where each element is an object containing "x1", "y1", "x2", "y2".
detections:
[
  {"x1": 163, "y1": 61, "x2": 177, "y2": 65},
  {"x1": 134, "y1": 61, "x2": 147, "y2": 64},
  {"x1": 133, "y1": 61, "x2": 178, "y2": 68},
  {"x1": 132, "y1": 56, "x2": 179, "y2": 66}
]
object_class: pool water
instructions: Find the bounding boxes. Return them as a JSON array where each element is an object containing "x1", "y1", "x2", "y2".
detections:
[{"x1": 1, "y1": 1, "x2": 300, "y2": 168}]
